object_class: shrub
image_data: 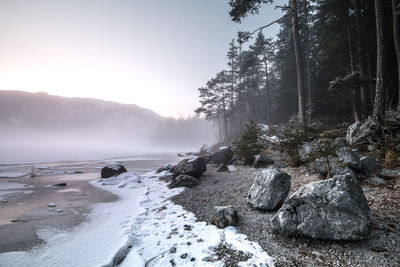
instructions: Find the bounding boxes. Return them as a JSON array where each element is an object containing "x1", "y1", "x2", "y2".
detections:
[{"x1": 233, "y1": 121, "x2": 264, "y2": 165}]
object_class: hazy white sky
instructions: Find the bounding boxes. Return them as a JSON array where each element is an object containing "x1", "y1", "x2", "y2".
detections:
[{"x1": 0, "y1": 0, "x2": 285, "y2": 118}]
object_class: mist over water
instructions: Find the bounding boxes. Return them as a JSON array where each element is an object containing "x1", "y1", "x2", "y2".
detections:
[{"x1": 0, "y1": 91, "x2": 215, "y2": 164}]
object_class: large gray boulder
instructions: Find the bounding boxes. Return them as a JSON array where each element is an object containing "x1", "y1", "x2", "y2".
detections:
[
  {"x1": 252, "y1": 154, "x2": 274, "y2": 168},
  {"x1": 247, "y1": 169, "x2": 291, "y2": 211},
  {"x1": 101, "y1": 164, "x2": 127, "y2": 178},
  {"x1": 171, "y1": 157, "x2": 206, "y2": 178},
  {"x1": 211, "y1": 206, "x2": 238, "y2": 228},
  {"x1": 346, "y1": 117, "x2": 377, "y2": 145},
  {"x1": 312, "y1": 156, "x2": 356, "y2": 178},
  {"x1": 336, "y1": 147, "x2": 361, "y2": 170},
  {"x1": 270, "y1": 174, "x2": 371, "y2": 240},
  {"x1": 168, "y1": 174, "x2": 200, "y2": 189},
  {"x1": 211, "y1": 147, "x2": 234, "y2": 165}
]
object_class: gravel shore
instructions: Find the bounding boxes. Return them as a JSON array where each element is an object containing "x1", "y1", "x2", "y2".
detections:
[{"x1": 171, "y1": 165, "x2": 400, "y2": 266}]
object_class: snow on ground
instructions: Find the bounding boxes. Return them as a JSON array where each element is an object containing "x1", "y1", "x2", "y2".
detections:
[
  {"x1": 0, "y1": 170, "x2": 274, "y2": 267},
  {"x1": 120, "y1": 171, "x2": 273, "y2": 266}
]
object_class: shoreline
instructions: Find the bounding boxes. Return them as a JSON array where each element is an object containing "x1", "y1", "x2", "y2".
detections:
[
  {"x1": 0, "y1": 153, "x2": 178, "y2": 254},
  {"x1": 171, "y1": 164, "x2": 400, "y2": 266}
]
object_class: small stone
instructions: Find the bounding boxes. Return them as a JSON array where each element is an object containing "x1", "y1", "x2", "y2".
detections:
[
  {"x1": 48, "y1": 203, "x2": 57, "y2": 207},
  {"x1": 190, "y1": 257, "x2": 196, "y2": 262},
  {"x1": 48, "y1": 208, "x2": 55, "y2": 211},
  {"x1": 303, "y1": 243, "x2": 308, "y2": 248},
  {"x1": 51, "y1": 183, "x2": 67, "y2": 187},
  {"x1": 1, "y1": 198, "x2": 8, "y2": 203},
  {"x1": 186, "y1": 242, "x2": 192, "y2": 246},
  {"x1": 184, "y1": 224, "x2": 192, "y2": 231},
  {"x1": 56, "y1": 209, "x2": 63, "y2": 213},
  {"x1": 180, "y1": 253, "x2": 188, "y2": 259}
]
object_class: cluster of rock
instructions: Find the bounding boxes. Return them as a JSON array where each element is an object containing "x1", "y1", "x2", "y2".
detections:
[
  {"x1": 246, "y1": 168, "x2": 371, "y2": 240},
  {"x1": 297, "y1": 138, "x2": 378, "y2": 179},
  {"x1": 164, "y1": 157, "x2": 207, "y2": 189}
]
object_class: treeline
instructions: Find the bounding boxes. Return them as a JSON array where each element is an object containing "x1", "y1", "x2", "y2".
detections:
[{"x1": 196, "y1": 0, "x2": 400, "y2": 142}]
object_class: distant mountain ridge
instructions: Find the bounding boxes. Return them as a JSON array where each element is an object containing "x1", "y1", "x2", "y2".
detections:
[
  {"x1": 0, "y1": 90, "x2": 163, "y2": 130},
  {"x1": 0, "y1": 90, "x2": 215, "y2": 151}
]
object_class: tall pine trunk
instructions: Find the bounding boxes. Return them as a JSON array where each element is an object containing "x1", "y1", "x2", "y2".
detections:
[
  {"x1": 373, "y1": 0, "x2": 385, "y2": 124},
  {"x1": 263, "y1": 54, "x2": 271, "y2": 125},
  {"x1": 347, "y1": 25, "x2": 360, "y2": 122},
  {"x1": 392, "y1": 0, "x2": 400, "y2": 111},
  {"x1": 355, "y1": 0, "x2": 368, "y2": 118},
  {"x1": 291, "y1": 0, "x2": 306, "y2": 122}
]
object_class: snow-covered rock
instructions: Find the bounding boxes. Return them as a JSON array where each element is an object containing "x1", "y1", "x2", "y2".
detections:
[{"x1": 101, "y1": 164, "x2": 127, "y2": 178}]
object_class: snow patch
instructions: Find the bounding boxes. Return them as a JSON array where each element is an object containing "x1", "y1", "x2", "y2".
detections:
[{"x1": 0, "y1": 169, "x2": 274, "y2": 267}]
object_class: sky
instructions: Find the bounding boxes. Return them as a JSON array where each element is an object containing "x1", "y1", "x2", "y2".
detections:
[{"x1": 0, "y1": 0, "x2": 285, "y2": 118}]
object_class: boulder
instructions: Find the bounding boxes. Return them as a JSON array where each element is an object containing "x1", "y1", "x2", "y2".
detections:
[
  {"x1": 247, "y1": 169, "x2": 291, "y2": 211},
  {"x1": 252, "y1": 154, "x2": 274, "y2": 168},
  {"x1": 359, "y1": 156, "x2": 377, "y2": 174},
  {"x1": 211, "y1": 147, "x2": 234, "y2": 165},
  {"x1": 217, "y1": 164, "x2": 229, "y2": 172},
  {"x1": 336, "y1": 147, "x2": 361, "y2": 170},
  {"x1": 312, "y1": 156, "x2": 356, "y2": 178},
  {"x1": 171, "y1": 157, "x2": 206, "y2": 178},
  {"x1": 270, "y1": 174, "x2": 371, "y2": 240},
  {"x1": 211, "y1": 206, "x2": 238, "y2": 228},
  {"x1": 156, "y1": 163, "x2": 175, "y2": 173},
  {"x1": 168, "y1": 174, "x2": 200, "y2": 189},
  {"x1": 101, "y1": 164, "x2": 127, "y2": 178},
  {"x1": 346, "y1": 117, "x2": 377, "y2": 145}
]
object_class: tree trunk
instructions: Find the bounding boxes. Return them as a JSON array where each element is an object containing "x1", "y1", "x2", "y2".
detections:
[
  {"x1": 263, "y1": 53, "x2": 271, "y2": 125},
  {"x1": 347, "y1": 25, "x2": 360, "y2": 122},
  {"x1": 373, "y1": 0, "x2": 385, "y2": 124},
  {"x1": 355, "y1": 0, "x2": 368, "y2": 118},
  {"x1": 392, "y1": 0, "x2": 400, "y2": 111},
  {"x1": 290, "y1": 0, "x2": 306, "y2": 122},
  {"x1": 305, "y1": 17, "x2": 312, "y2": 125}
]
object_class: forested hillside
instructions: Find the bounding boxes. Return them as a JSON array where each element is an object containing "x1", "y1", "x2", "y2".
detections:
[{"x1": 196, "y1": 0, "x2": 400, "y2": 142}]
